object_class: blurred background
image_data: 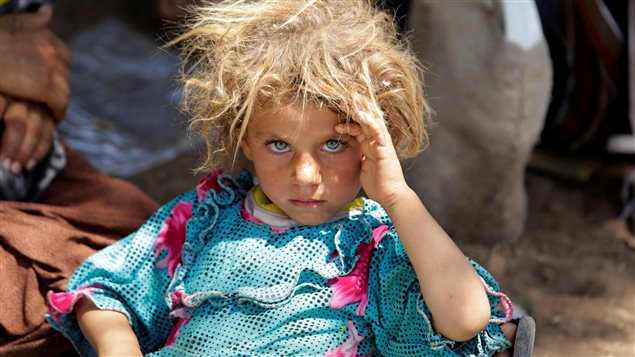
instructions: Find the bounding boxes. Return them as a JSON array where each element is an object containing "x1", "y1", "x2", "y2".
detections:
[{"x1": 41, "y1": 0, "x2": 635, "y2": 355}]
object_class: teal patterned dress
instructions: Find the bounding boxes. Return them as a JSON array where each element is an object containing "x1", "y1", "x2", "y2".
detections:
[{"x1": 46, "y1": 170, "x2": 512, "y2": 356}]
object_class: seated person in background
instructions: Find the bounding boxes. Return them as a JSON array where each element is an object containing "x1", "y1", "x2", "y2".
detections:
[
  {"x1": 0, "y1": 1, "x2": 69, "y2": 201},
  {"x1": 0, "y1": 4, "x2": 159, "y2": 356}
]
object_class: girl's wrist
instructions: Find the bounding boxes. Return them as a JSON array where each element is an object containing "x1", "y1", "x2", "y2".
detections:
[{"x1": 378, "y1": 185, "x2": 418, "y2": 215}]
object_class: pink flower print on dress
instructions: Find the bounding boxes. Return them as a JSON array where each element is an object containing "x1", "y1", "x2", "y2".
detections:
[
  {"x1": 171, "y1": 290, "x2": 187, "y2": 308},
  {"x1": 153, "y1": 201, "x2": 193, "y2": 277},
  {"x1": 324, "y1": 320, "x2": 365, "y2": 357},
  {"x1": 164, "y1": 307, "x2": 192, "y2": 347},
  {"x1": 327, "y1": 225, "x2": 388, "y2": 316},
  {"x1": 196, "y1": 169, "x2": 224, "y2": 202},
  {"x1": 47, "y1": 284, "x2": 103, "y2": 324}
]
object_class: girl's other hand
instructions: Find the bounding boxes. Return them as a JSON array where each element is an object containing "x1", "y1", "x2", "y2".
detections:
[{"x1": 334, "y1": 102, "x2": 409, "y2": 210}]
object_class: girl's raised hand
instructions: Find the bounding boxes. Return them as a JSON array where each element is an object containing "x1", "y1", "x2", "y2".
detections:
[{"x1": 335, "y1": 102, "x2": 409, "y2": 210}]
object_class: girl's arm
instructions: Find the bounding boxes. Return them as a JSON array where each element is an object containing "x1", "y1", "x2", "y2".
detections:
[
  {"x1": 380, "y1": 188, "x2": 491, "y2": 341},
  {"x1": 336, "y1": 105, "x2": 490, "y2": 341},
  {"x1": 75, "y1": 298, "x2": 143, "y2": 356}
]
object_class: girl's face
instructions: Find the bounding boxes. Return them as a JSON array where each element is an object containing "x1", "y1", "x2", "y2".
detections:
[{"x1": 241, "y1": 102, "x2": 363, "y2": 226}]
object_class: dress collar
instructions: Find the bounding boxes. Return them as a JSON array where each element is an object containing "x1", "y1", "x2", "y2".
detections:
[{"x1": 244, "y1": 186, "x2": 364, "y2": 227}]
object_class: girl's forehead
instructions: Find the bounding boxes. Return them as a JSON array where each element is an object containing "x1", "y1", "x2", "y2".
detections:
[
  {"x1": 251, "y1": 102, "x2": 343, "y2": 124},
  {"x1": 248, "y1": 102, "x2": 344, "y2": 137}
]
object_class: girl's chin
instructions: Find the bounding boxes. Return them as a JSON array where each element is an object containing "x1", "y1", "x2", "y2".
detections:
[{"x1": 287, "y1": 212, "x2": 331, "y2": 226}]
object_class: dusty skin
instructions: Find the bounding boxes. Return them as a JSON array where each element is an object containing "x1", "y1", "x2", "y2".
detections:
[{"x1": 131, "y1": 156, "x2": 635, "y2": 357}]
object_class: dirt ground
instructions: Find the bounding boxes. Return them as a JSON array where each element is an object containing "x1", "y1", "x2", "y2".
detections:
[
  {"x1": 458, "y1": 163, "x2": 635, "y2": 357},
  {"x1": 130, "y1": 155, "x2": 635, "y2": 357}
]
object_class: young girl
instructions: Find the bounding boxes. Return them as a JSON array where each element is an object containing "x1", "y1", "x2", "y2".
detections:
[{"x1": 46, "y1": 0, "x2": 519, "y2": 355}]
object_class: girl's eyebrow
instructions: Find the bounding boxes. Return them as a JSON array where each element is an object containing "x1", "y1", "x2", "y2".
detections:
[
  {"x1": 254, "y1": 131, "x2": 286, "y2": 140},
  {"x1": 253, "y1": 127, "x2": 352, "y2": 141}
]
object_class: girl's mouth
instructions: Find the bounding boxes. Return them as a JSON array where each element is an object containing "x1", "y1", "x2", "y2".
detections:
[{"x1": 289, "y1": 199, "x2": 326, "y2": 208}]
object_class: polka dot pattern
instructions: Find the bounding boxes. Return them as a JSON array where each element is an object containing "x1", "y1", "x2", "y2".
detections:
[{"x1": 47, "y1": 171, "x2": 512, "y2": 356}]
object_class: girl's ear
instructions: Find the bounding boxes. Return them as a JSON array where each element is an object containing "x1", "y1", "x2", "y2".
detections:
[{"x1": 240, "y1": 139, "x2": 254, "y2": 161}]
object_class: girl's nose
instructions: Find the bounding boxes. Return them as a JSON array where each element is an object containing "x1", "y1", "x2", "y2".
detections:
[{"x1": 293, "y1": 153, "x2": 321, "y2": 185}]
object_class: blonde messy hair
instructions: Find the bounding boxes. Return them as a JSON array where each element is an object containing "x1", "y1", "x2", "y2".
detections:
[{"x1": 172, "y1": 0, "x2": 430, "y2": 171}]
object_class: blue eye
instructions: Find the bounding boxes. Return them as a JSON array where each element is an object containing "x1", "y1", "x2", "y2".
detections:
[
  {"x1": 323, "y1": 139, "x2": 344, "y2": 153},
  {"x1": 268, "y1": 140, "x2": 290, "y2": 153}
]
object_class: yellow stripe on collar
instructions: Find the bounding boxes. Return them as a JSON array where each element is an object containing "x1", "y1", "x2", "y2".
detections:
[
  {"x1": 344, "y1": 197, "x2": 365, "y2": 211},
  {"x1": 253, "y1": 186, "x2": 287, "y2": 216},
  {"x1": 253, "y1": 186, "x2": 364, "y2": 216}
]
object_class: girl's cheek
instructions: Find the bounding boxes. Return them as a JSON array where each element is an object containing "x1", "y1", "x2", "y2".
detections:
[
  {"x1": 254, "y1": 152, "x2": 277, "y2": 167},
  {"x1": 344, "y1": 149, "x2": 363, "y2": 168},
  {"x1": 322, "y1": 152, "x2": 358, "y2": 172},
  {"x1": 339, "y1": 155, "x2": 363, "y2": 183}
]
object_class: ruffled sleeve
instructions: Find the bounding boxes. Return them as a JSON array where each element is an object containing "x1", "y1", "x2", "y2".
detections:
[
  {"x1": 45, "y1": 190, "x2": 196, "y2": 356},
  {"x1": 364, "y1": 225, "x2": 513, "y2": 356},
  {"x1": 45, "y1": 170, "x2": 252, "y2": 356}
]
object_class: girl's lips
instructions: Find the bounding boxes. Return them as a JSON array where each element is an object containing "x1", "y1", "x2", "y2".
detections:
[{"x1": 290, "y1": 199, "x2": 326, "y2": 208}]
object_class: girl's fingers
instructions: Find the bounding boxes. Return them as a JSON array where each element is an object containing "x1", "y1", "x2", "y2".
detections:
[
  {"x1": 335, "y1": 123, "x2": 367, "y2": 145},
  {"x1": 336, "y1": 123, "x2": 386, "y2": 162},
  {"x1": 356, "y1": 109, "x2": 393, "y2": 143},
  {"x1": 334, "y1": 122, "x2": 361, "y2": 136},
  {"x1": 339, "y1": 102, "x2": 389, "y2": 142},
  {"x1": 338, "y1": 102, "x2": 395, "y2": 162}
]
